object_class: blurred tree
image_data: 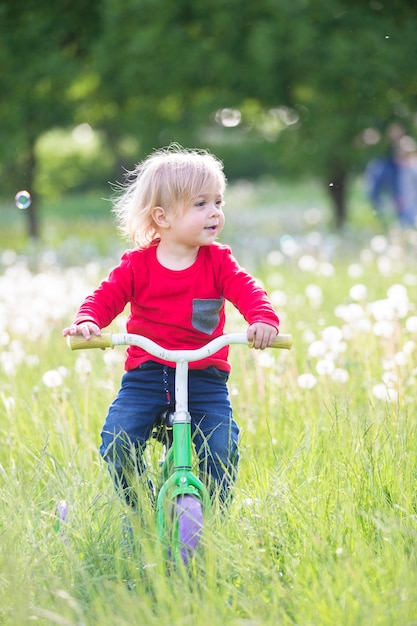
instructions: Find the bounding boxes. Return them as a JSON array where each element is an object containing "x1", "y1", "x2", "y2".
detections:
[
  {"x1": 88, "y1": 0, "x2": 417, "y2": 226},
  {"x1": 0, "y1": 0, "x2": 101, "y2": 237},
  {"x1": 1, "y1": 0, "x2": 417, "y2": 234},
  {"x1": 253, "y1": 0, "x2": 417, "y2": 227}
]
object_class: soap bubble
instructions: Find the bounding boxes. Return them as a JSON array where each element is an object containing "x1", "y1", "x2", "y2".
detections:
[{"x1": 15, "y1": 190, "x2": 32, "y2": 210}]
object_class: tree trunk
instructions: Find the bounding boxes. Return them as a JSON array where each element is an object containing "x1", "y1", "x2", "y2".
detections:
[
  {"x1": 24, "y1": 143, "x2": 40, "y2": 240},
  {"x1": 326, "y1": 167, "x2": 348, "y2": 229}
]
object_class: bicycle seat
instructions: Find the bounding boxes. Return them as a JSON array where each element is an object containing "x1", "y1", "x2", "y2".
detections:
[{"x1": 152, "y1": 405, "x2": 175, "y2": 446}]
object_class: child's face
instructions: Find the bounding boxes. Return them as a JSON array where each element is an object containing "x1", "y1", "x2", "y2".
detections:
[{"x1": 166, "y1": 189, "x2": 225, "y2": 247}]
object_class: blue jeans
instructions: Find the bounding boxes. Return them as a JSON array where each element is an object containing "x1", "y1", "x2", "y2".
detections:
[{"x1": 100, "y1": 362, "x2": 240, "y2": 507}]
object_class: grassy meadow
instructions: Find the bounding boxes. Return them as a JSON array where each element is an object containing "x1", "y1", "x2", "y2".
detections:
[{"x1": 1, "y1": 179, "x2": 417, "y2": 625}]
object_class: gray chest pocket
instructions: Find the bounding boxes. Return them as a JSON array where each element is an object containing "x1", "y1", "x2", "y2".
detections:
[{"x1": 192, "y1": 298, "x2": 224, "y2": 334}]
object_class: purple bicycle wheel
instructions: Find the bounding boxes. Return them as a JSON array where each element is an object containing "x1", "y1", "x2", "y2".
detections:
[{"x1": 175, "y1": 494, "x2": 203, "y2": 565}]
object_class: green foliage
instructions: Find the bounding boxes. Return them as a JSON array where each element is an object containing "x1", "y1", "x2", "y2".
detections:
[
  {"x1": 35, "y1": 128, "x2": 114, "y2": 198},
  {"x1": 1, "y1": 0, "x2": 417, "y2": 234}
]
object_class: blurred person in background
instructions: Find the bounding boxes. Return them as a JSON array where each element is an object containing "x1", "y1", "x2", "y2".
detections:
[{"x1": 365, "y1": 123, "x2": 417, "y2": 228}]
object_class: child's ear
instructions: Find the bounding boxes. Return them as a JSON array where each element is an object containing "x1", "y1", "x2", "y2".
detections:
[{"x1": 151, "y1": 206, "x2": 170, "y2": 228}]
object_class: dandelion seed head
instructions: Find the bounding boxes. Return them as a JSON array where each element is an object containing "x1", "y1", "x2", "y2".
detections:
[
  {"x1": 42, "y1": 369, "x2": 64, "y2": 388},
  {"x1": 97, "y1": 379, "x2": 116, "y2": 392},
  {"x1": 2, "y1": 396, "x2": 15, "y2": 412},
  {"x1": 256, "y1": 352, "x2": 275, "y2": 368},
  {"x1": 382, "y1": 358, "x2": 395, "y2": 371},
  {"x1": 25, "y1": 354, "x2": 40, "y2": 367},
  {"x1": 305, "y1": 284, "x2": 323, "y2": 304},
  {"x1": 332, "y1": 368, "x2": 349, "y2": 383},
  {"x1": 319, "y1": 262, "x2": 335, "y2": 277},
  {"x1": 316, "y1": 359, "x2": 335, "y2": 376},
  {"x1": 387, "y1": 244, "x2": 403, "y2": 261},
  {"x1": 75, "y1": 354, "x2": 92, "y2": 376},
  {"x1": 270, "y1": 290, "x2": 287, "y2": 307},
  {"x1": 387, "y1": 284, "x2": 408, "y2": 300},
  {"x1": 1, "y1": 249, "x2": 17, "y2": 266},
  {"x1": 0, "y1": 331, "x2": 10, "y2": 346},
  {"x1": 268, "y1": 272, "x2": 284, "y2": 288},
  {"x1": 356, "y1": 318, "x2": 373, "y2": 333},
  {"x1": 349, "y1": 284, "x2": 367, "y2": 301},
  {"x1": 304, "y1": 207, "x2": 323, "y2": 225},
  {"x1": 386, "y1": 284, "x2": 409, "y2": 317},
  {"x1": 280, "y1": 235, "x2": 298, "y2": 257},
  {"x1": 102, "y1": 350, "x2": 124, "y2": 367},
  {"x1": 403, "y1": 273, "x2": 417, "y2": 286},
  {"x1": 403, "y1": 340, "x2": 415, "y2": 355},
  {"x1": 377, "y1": 256, "x2": 392, "y2": 275},
  {"x1": 394, "y1": 352, "x2": 407, "y2": 366},
  {"x1": 382, "y1": 371, "x2": 398, "y2": 387},
  {"x1": 372, "y1": 383, "x2": 398, "y2": 402},
  {"x1": 360, "y1": 249, "x2": 374, "y2": 264},
  {"x1": 347, "y1": 264, "x2": 364, "y2": 278},
  {"x1": 370, "y1": 235, "x2": 388, "y2": 253},
  {"x1": 406, "y1": 316, "x2": 417, "y2": 333},
  {"x1": 298, "y1": 255, "x2": 318, "y2": 272},
  {"x1": 321, "y1": 326, "x2": 343, "y2": 346},
  {"x1": 335, "y1": 303, "x2": 365, "y2": 323},
  {"x1": 267, "y1": 250, "x2": 284, "y2": 266},
  {"x1": 341, "y1": 324, "x2": 354, "y2": 340},
  {"x1": 308, "y1": 340, "x2": 327, "y2": 358},
  {"x1": 373, "y1": 320, "x2": 395, "y2": 338},
  {"x1": 297, "y1": 373, "x2": 318, "y2": 389},
  {"x1": 302, "y1": 329, "x2": 316, "y2": 343},
  {"x1": 368, "y1": 299, "x2": 394, "y2": 321}
]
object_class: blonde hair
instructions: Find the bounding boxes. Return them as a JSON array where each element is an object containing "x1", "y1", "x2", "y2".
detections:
[{"x1": 112, "y1": 144, "x2": 227, "y2": 247}]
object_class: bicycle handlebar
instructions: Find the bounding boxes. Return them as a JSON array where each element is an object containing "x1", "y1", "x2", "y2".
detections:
[{"x1": 68, "y1": 332, "x2": 292, "y2": 363}]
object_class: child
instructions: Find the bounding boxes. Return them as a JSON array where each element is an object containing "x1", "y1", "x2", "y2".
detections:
[{"x1": 63, "y1": 145, "x2": 279, "y2": 508}]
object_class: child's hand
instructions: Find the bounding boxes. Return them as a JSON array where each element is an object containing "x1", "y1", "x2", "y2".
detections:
[
  {"x1": 247, "y1": 323, "x2": 278, "y2": 350},
  {"x1": 62, "y1": 322, "x2": 101, "y2": 340}
]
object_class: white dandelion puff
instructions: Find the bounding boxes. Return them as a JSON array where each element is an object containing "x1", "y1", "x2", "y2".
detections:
[
  {"x1": 267, "y1": 250, "x2": 284, "y2": 266},
  {"x1": 0, "y1": 331, "x2": 10, "y2": 346},
  {"x1": 2, "y1": 396, "x2": 15, "y2": 412},
  {"x1": 347, "y1": 264, "x2": 364, "y2": 278},
  {"x1": 377, "y1": 256, "x2": 392, "y2": 276},
  {"x1": 75, "y1": 354, "x2": 92, "y2": 376},
  {"x1": 298, "y1": 255, "x2": 318, "y2": 272},
  {"x1": 403, "y1": 340, "x2": 415, "y2": 355},
  {"x1": 332, "y1": 368, "x2": 349, "y2": 383},
  {"x1": 316, "y1": 359, "x2": 335, "y2": 376},
  {"x1": 405, "y1": 316, "x2": 417, "y2": 333},
  {"x1": 372, "y1": 384, "x2": 398, "y2": 403},
  {"x1": 319, "y1": 262, "x2": 335, "y2": 277},
  {"x1": 257, "y1": 352, "x2": 275, "y2": 368},
  {"x1": 297, "y1": 373, "x2": 318, "y2": 389},
  {"x1": 370, "y1": 235, "x2": 388, "y2": 254},
  {"x1": 394, "y1": 352, "x2": 407, "y2": 366},
  {"x1": 349, "y1": 284, "x2": 367, "y2": 301},
  {"x1": 270, "y1": 290, "x2": 287, "y2": 307},
  {"x1": 308, "y1": 340, "x2": 327, "y2": 358},
  {"x1": 42, "y1": 369, "x2": 64, "y2": 388},
  {"x1": 305, "y1": 284, "x2": 323, "y2": 305},
  {"x1": 382, "y1": 371, "x2": 398, "y2": 387},
  {"x1": 321, "y1": 326, "x2": 343, "y2": 347},
  {"x1": 373, "y1": 320, "x2": 395, "y2": 338}
]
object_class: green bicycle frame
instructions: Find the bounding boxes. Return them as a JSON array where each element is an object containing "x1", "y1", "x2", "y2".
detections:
[{"x1": 155, "y1": 359, "x2": 211, "y2": 557}]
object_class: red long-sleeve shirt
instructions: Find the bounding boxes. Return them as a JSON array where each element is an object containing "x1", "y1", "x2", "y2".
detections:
[{"x1": 75, "y1": 242, "x2": 279, "y2": 372}]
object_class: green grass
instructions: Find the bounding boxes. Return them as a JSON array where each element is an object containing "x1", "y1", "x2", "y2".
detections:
[{"x1": 0, "y1": 181, "x2": 416, "y2": 625}]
